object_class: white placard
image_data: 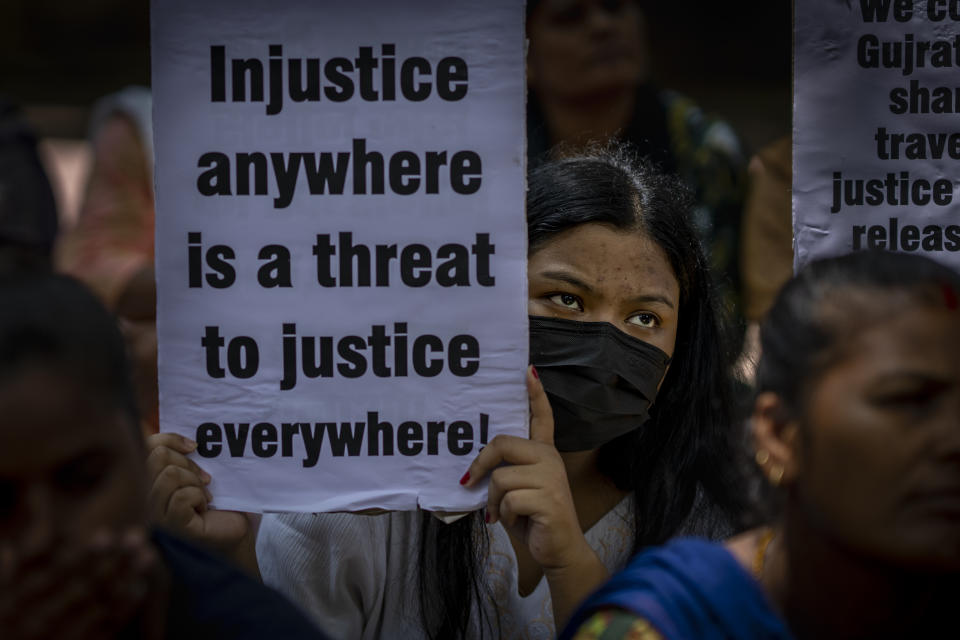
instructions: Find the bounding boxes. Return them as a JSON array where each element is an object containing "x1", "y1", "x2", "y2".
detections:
[
  {"x1": 151, "y1": 0, "x2": 528, "y2": 512},
  {"x1": 794, "y1": 0, "x2": 960, "y2": 270}
]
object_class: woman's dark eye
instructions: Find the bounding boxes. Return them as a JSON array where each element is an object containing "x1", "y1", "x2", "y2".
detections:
[
  {"x1": 627, "y1": 312, "x2": 659, "y2": 328},
  {"x1": 879, "y1": 392, "x2": 932, "y2": 406},
  {"x1": 55, "y1": 453, "x2": 112, "y2": 495},
  {"x1": 549, "y1": 4, "x2": 586, "y2": 25},
  {"x1": 872, "y1": 383, "x2": 946, "y2": 413},
  {"x1": 600, "y1": 0, "x2": 628, "y2": 15},
  {"x1": 548, "y1": 293, "x2": 583, "y2": 311}
]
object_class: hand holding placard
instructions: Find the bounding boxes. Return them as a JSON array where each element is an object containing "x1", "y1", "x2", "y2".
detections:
[
  {"x1": 461, "y1": 366, "x2": 609, "y2": 627},
  {"x1": 146, "y1": 433, "x2": 250, "y2": 549}
]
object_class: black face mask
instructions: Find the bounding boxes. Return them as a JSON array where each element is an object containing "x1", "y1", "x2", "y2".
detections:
[{"x1": 528, "y1": 315, "x2": 671, "y2": 452}]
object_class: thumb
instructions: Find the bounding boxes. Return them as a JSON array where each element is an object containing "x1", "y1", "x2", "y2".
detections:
[{"x1": 527, "y1": 365, "x2": 555, "y2": 445}]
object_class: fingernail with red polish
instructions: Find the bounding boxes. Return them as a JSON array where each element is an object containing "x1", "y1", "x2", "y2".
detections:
[
  {"x1": 531, "y1": 366, "x2": 539, "y2": 380},
  {"x1": 484, "y1": 513, "x2": 490, "y2": 523},
  {"x1": 459, "y1": 471, "x2": 470, "y2": 485}
]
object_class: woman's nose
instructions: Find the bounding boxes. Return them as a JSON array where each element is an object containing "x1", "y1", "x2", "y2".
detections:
[{"x1": 580, "y1": 308, "x2": 619, "y2": 326}]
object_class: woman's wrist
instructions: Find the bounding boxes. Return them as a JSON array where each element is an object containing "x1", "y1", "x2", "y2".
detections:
[{"x1": 544, "y1": 539, "x2": 609, "y2": 629}]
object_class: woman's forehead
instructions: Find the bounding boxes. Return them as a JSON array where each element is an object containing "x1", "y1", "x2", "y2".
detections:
[
  {"x1": 816, "y1": 285, "x2": 949, "y2": 339},
  {"x1": 0, "y1": 368, "x2": 132, "y2": 461},
  {"x1": 815, "y1": 292, "x2": 958, "y2": 376},
  {"x1": 530, "y1": 224, "x2": 677, "y2": 286}
]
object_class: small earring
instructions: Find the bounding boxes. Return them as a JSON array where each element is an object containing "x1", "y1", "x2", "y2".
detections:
[
  {"x1": 768, "y1": 464, "x2": 784, "y2": 487},
  {"x1": 755, "y1": 449, "x2": 770, "y2": 466}
]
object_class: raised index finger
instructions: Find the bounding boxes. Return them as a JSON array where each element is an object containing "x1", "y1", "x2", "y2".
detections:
[
  {"x1": 527, "y1": 366, "x2": 555, "y2": 446},
  {"x1": 460, "y1": 434, "x2": 543, "y2": 488}
]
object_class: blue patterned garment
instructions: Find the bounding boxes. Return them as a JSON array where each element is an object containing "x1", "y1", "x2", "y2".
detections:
[{"x1": 560, "y1": 537, "x2": 793, "y2": 640}]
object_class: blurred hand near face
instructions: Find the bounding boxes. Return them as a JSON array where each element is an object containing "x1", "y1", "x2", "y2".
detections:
[
  {"x1": 463, "y1": 367, "x2": 592, "y2": 571},
  {"x1": 0, "y1": 528, "x2": 167, "y2": 640}
]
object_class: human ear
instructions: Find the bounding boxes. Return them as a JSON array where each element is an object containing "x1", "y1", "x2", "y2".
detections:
[{"x1": 751, "y1": 392, "x2": 800, "y2": 487}]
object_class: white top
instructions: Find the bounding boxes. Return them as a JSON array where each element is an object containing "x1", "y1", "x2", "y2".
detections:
[{"x1": 256, "y1": 497, "x2": 635, "y2": 640}]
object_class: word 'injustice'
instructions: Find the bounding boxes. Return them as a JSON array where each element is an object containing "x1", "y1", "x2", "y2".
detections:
[{"x1": 210, "y1": 44, "x2": 468, "y2": 115}]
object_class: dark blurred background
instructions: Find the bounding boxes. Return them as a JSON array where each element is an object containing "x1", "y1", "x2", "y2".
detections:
[
  {"x1": 1, "y1": 0, "x2": 150, "y2": 137},
  {"x1": 0, "y1": 1, "x2": 790, "y2": 220},
  {"x1": 642, "y1": 2, "x2": 791, "y2": 154}
]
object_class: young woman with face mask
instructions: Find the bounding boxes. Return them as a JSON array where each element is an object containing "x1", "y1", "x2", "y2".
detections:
[
  {"x1": 147, "y1": 149, "x2": 749, "y2": 639},
  {"x1": 561, "y1": 250, "x2": 960, "y2": 639},
  {"x1": 525, "y1": 0, "x2": 748, "y2": 331}
]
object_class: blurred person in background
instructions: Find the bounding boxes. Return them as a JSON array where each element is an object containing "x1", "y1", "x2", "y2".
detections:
[
  {"x1": 56, "y1": 86, "x2": 159, "y2": 434},
  {"x1": 737, "y1": 134, "x2": 793, "y2": 383},
  {"x1": 0, "y1": 98, "x2": 59, "y2": 275},
  {"x1": 0, "y1": 272, "x2": 327, "y2": 639},
  {"x1": 526, "y1": 0, "x2": 748, "y2": 331},
  {"x1": 561, "y1": 250, "x2": 960, "y2": 639},
  {"x1": 740, "y1": 135, "x2": 792, "y2": 326}
]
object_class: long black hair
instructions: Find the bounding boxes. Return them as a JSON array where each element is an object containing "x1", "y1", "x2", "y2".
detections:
[{"x1": 419, "y1": 147, "x2": 748, "y2": 638}]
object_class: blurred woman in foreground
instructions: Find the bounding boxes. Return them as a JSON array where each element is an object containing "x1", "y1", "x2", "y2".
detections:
[{"x1": 563, "y1": 250, "x2": 960, "y2": 639}]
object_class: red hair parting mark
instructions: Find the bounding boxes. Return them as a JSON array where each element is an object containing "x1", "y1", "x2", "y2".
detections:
[{"x1": 942, "y1": 283, "x2": 958, "y2": 310}]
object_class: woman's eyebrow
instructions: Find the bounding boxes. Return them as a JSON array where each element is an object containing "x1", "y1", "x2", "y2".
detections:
[
  {"x1": 539, "y1": 270, "x2": 595, "y2": 293},
  {"x1": 869, "y1": 370, "x2": 953, "y2": 387},
  {"x1": 627, "y1": 294, "x2": 676, "y2": 310},
  {"x1": 538, "y1": 271, "x2": 677, "y2": 309}
]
